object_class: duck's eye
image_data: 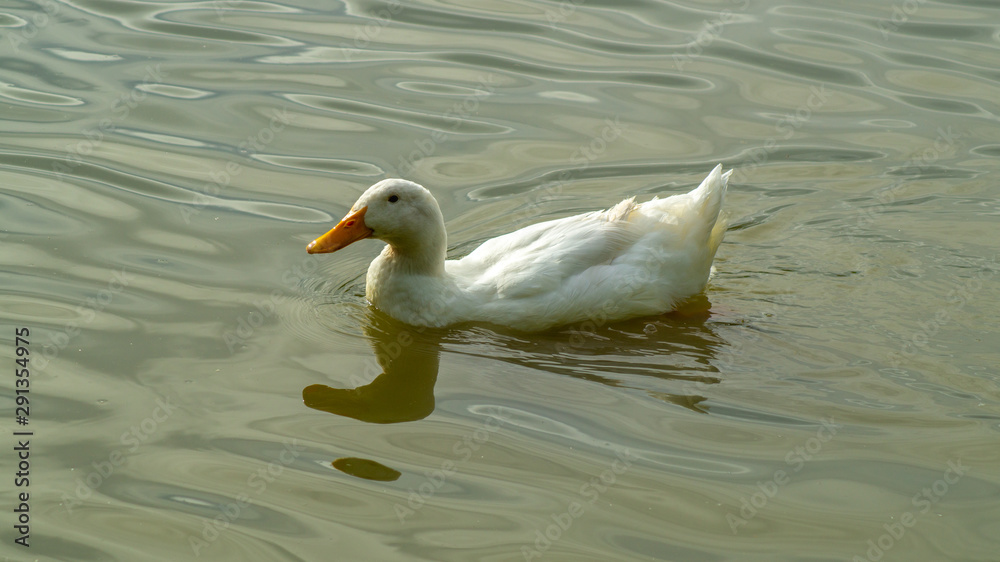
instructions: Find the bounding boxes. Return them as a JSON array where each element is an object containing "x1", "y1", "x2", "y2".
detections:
[{"x1": 388, "y1": 195, "x2": 399, "y2": 203}]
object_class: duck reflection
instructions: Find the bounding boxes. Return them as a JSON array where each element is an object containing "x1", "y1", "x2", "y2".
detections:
[
  {"x1": 302, "y1": 310, "x2": 444, "y2": 424},
  {"x1": 331, "y1": 457, "x2": 401, "y2": 481},
  {"x1": 472, "y1": 294, "x2": 725, "y2": 415},
  {"x1": 304, "y1": 295, "x2": 728, "y2": 423}
]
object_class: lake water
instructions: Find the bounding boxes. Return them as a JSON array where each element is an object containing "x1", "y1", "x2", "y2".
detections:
[{"x1": 2, "y1": 0, "x2": 999, "y2": 560}]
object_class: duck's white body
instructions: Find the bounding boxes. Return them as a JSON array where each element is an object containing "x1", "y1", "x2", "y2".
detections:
[{"x1": 308, "y1": 165, "x2": 731, "y2": 331}]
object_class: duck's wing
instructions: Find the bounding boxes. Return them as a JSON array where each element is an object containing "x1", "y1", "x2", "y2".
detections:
[
  {"x1": 447, "y1": 198, "x2": 644, "y2": 300},
  {"x1": 447, "y1": 164, "x2": 730, "y2": 304}
]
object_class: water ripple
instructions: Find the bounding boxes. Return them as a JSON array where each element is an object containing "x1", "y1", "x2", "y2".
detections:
[
  {"x1": 5, "y1": 0, "x2": 1000, "y2": 559},
  {"x1": 284, "y1": 93, "x2": 512, "y2": 136}
]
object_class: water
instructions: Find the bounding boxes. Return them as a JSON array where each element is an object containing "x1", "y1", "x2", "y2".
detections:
[{"x1": 2, "y1": 0, "x2": 999, "y2": 560}]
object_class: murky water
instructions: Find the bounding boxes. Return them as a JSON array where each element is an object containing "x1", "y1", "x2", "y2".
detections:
[{"x1": 2, "y1": 0, "x2": 999, "y2": 560}]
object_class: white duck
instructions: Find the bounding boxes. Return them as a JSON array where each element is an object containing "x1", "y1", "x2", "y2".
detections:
[{"x1": 308, "y1": 165, "x2": 731, "y2": 331}]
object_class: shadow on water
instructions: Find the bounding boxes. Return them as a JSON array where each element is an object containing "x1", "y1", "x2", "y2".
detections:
[{"x1": 304, "y1": 294, "x2": 728, "y2": 427}]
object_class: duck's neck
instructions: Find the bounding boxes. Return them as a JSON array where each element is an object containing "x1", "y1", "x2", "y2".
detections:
[
  {"x1": 380, "y1": 225, "x2": 447, "y2": 277},
  {"x1": 366, "y1": 225, "x2": 452, "y2": 326}
]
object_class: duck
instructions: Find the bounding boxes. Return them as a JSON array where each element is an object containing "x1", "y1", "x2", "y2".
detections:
[{"x1": 307, "y1": 165, "x2": 731, "y2": 331}]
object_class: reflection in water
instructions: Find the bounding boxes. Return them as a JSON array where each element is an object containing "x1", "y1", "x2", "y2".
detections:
[
  {"x1": 6, "y1": 0, "x2": 994, "y2": 554},
  {"x1": 451, "y1": 294, "x2": 727, "y2": 415},
  {"x1": 302, "y1": 310, "x2": 443, "y2": 423},
  {"x1": 653, "y1": 392, "x2": 711, "y2": 414},
  {"x1": 332, "y1": 457, "x2": 402, "y2": 482},
  {"x1": 305, "y1": 295, "x2": 727, "y2": 422}
]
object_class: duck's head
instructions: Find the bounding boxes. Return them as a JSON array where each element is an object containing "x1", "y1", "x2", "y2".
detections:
[{"x1": 307, "y1": 179, "x2": 445, "y2": 255}]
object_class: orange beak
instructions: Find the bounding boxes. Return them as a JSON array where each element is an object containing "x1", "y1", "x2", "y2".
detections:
[{"x1": 307, "y1": 206, "x2": 373, "y2": 254}]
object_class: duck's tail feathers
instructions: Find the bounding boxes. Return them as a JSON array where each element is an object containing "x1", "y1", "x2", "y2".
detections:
[
  {"x1": 673, "y1": 163, "x2": 727, "y2": 240},
  {"x1": 689, "y1": 163, "x2": 730, "y2": 214},
  {"x1": 699, "y1": 164, "x2": 731, "y2": 253}
]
